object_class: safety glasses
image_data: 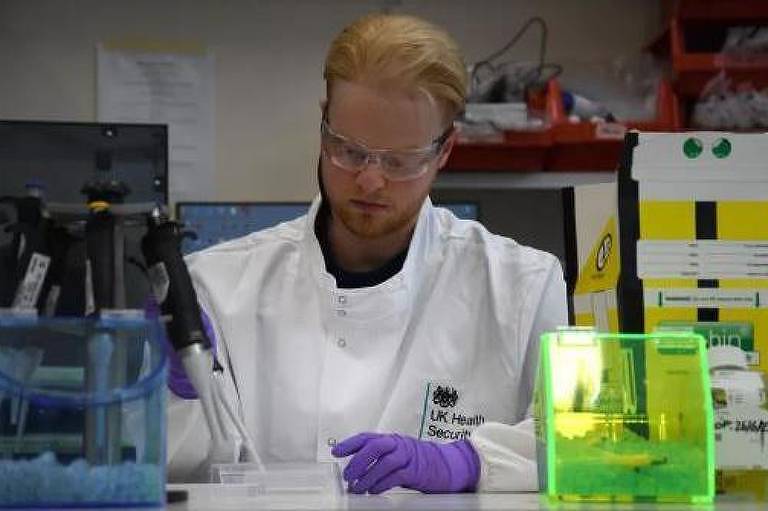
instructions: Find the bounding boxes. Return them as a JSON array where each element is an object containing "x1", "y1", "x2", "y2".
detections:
[{"x1": 320, "y1": 120, "x2": 453, "y2": 182}]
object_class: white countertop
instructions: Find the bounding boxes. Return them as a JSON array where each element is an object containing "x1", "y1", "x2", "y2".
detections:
[{"x1": 167, "y1": 484, "x2": 765, "y2": 510}]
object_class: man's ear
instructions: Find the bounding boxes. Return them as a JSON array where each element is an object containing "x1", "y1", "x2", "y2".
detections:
[{"x1": 435, "y1": 128, "x2": 458, "y2": 170}]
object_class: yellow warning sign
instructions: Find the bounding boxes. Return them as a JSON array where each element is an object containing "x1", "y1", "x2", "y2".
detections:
[{"x1": 575, "y1": 216, "x2": 620, "y2": 294}]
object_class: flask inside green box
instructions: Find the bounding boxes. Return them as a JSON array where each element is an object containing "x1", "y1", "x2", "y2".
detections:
[{"x1": 535, "y1": 329, "x2": 715, "y2": 503}]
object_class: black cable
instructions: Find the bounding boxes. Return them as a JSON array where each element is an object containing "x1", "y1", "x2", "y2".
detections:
[
  {"x1": 470, "y1": 16, "x2": 559, "y2": 101},
  {"x1": 477, "y1": 17, "x2": 548, "y2": 73}
]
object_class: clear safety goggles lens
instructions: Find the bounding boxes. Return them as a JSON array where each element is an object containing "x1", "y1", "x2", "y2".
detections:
[{"x1": 320, "y1": 121, "x2": 451, "y2": 182}]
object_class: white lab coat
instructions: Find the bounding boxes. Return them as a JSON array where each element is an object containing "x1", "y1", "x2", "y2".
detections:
[{"x1": 167, "y1": 196, "x2": 567, "y2": 491}]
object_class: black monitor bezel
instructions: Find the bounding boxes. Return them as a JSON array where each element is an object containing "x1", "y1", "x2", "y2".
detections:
[{"x1": 0, "y1": 119, "x2": 169, "y2": 206}]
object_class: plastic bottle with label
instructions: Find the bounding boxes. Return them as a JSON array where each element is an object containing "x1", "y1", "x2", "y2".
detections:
[{"x1": 708, "y1": 345, "x2": 768, "y2": 500}]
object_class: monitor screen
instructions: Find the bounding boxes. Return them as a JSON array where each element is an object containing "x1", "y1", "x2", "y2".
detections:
[
  {"x1": 438, "y1": 202, "x2": 478, "y2": 221},
  {"x1": 176, "y1": 200, "x2": 479, "y2": 254},
  {"x1": 431, "y1": 187, "x2": 572, "y2": 268},
  {"x1": 430, "y1": 186, "x2": 577, "y2": 322},
  {"x1": 0, "y1": 120, "x2": 168, "y2": 206},
  {"x1": 177, "y1": 202, "x2": 310, "y2": 254}
]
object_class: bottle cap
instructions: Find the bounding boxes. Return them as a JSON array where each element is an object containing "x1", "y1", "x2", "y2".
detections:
[{"x1": 707, "y1": 345, "x2": 748, "y2": 370}]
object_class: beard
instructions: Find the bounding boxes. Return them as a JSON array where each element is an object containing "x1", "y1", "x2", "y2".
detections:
[
  {"x1": 318, "y1": 159, "x2": 426, "y2": 240},
  {"x1": 334, "y1": 200, "x2": 418, "y2": 239}
]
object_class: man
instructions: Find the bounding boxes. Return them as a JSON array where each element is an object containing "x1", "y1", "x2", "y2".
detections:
[{"x1": 167, "y1": 13, "x2": 567, "y2": 493}]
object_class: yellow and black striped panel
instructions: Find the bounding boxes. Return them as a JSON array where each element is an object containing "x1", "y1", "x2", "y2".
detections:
[
  {"x1": 635, "y1": 199, "x2": 768, "y2": 372},
  {"x1": 639, "y1": 201, "x2": 697, "y2": 291},
  {"x1": 717, "y1": 201, "x2": 768, "y2": 291},
  {"x1": 717, "y1": 201, "x2": 768, "y2": 373},
  {"x1": 637, "y1": 201, "x2": 698, "y2": 333},
  {"x1": 716, "y1": 201, "x2": 768, "y2": 243}
]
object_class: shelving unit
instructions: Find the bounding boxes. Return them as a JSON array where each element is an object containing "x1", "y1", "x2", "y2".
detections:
[
  {"x1": 667, "y1": 0, "x2": 768, "y2": 97},
  {"x1": 545, "y1": 79, "x2": 679, "y2": 171},
  {"x1": 444, "y1": 78, "x2": 679, "y2": 173},
  {"x1": 444, "y1": 130, "x2": 550, "y2": 172},
  {"x1": 445, "y1": 0, "x2": 767, "y2": 174}
]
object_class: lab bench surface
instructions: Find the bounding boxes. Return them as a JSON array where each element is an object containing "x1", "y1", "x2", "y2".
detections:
[{"x1": 167, "y1": 484, "x2": 765, "y2": 510}]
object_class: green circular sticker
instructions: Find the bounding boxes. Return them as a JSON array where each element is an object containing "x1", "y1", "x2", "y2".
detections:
[
  {"x1": 712, "y1": 138, "x2": 732, "y2": 159},
  {"x1": 683, "y1": 137, "x2": 703, "y2": 158}
]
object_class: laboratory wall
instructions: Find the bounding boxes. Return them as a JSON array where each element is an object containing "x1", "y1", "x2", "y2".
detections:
[{"x1": 0, "y1": 0, "x2": 662, "y2": 202}]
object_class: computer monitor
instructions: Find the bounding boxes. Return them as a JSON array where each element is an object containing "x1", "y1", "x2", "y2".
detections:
[
  {"x1": 430, "y1": 186, "x2": 577, "y2": 321},
  {"x1": 0, "y1": 121, "x2": 168, "y2": 311},
  {"x1": 176, "y1": 200, "x2": 479, "y2": 254},
  {"x1": 431, "y1": 187, "x2": 572, "y2": 268},
  {"x1": 177, "y1": 202, "x2": 311, "y2": 254},
  {"x1": 439, "y1": 202, "x2": 479, "y2": 221},
  {"x1": 0, "y1": 120, "x2": 168, "y2": 206}
]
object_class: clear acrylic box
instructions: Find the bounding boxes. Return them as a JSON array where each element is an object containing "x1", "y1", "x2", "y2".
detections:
[
  {"x1": 210, "y1": 462, "x2": 344, "y2": 497},
  {"x1": 0, "y1": 312, "x2": 167, "y2": 507}
]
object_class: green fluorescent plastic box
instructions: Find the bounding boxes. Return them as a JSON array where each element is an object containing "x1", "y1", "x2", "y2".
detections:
[{"x1": 534, "y1": 328, "x2": 714, "y2": 503}]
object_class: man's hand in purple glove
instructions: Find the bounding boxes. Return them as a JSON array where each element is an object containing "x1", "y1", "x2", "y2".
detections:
[
  {"x1": 331, "y1": 432, "x2": 480, "y2": 494},
  {"x1": 144, "y1": 296, "x2": 216, "y2": 399}
]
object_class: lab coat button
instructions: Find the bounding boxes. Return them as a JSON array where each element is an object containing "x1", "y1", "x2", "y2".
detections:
[
  {"x1": 338, "y1": 295, "x2": 347, "y2": 305},
  {"x1": 337, "y1": 309, "x2": 346, "y2": 317},
  {"x1": 327, "y1": 437, "x2": 337, "y2": 447},
  {"x1": 337, "y1": 338, "x2": 346, "y2": 348}
]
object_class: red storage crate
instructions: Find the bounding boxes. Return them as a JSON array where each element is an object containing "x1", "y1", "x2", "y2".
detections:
[
  {"x1": 655, "y1": 0, "x2": 768, "y2": 98},
  {"x1": 545, "y1": 79, "x2": 681, "y2": 171},
  {"x1": 444, "y1": 129, "x2": 551, "y2": 172}
]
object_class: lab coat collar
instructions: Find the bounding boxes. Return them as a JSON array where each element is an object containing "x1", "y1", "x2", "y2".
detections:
[{"x1": 302, "y1": 194, "x2": 437, "y2": 294}]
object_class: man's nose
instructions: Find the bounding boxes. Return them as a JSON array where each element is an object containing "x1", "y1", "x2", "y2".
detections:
[{"x1": 355, "y1": 155, "x2": 387, "y2": 193}]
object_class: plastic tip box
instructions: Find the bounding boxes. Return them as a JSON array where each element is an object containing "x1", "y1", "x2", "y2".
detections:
[{"x1": 534, "y1": 328, "x2": 715, "y2": 503}]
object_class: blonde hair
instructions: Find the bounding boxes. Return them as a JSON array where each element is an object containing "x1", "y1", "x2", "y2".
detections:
[{"x1": 324, "y1": 13, "x2": 468, "y2": 122}]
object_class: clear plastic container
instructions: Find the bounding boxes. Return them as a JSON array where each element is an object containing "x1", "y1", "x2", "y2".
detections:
[
  {"x1": 210, "y1": 462, "x2": 343, "y2": 496},
  {"x1": 204, "y1": 462, "x2": 344, "y2": 508},
  {"x1": 0, "y1": 312, "x2": 167, "y2": 507},
  {"x1": 535, "y1": 328, "x2": 715, "y2": 503},
  {"x1": 708, "y1": 345, "x2": 768, "y2": 501}
]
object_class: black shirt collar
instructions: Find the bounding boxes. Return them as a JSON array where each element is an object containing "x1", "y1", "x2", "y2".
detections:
[{"x1": 314, "y1": 201, "x2": 409, "y2": 289}]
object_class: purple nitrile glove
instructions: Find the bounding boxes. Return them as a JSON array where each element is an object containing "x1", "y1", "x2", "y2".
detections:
[
  {"x1": 331, "y1": 432, "x2": 480, "y2": 494},
  {"x1": 144, "y1": 296, "x2": 217, "y2": 399}
]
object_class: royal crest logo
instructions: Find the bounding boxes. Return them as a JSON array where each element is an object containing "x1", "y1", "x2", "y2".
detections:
[{"x1": 432, "y1": 385, "x2": 459, "y2": 408}]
